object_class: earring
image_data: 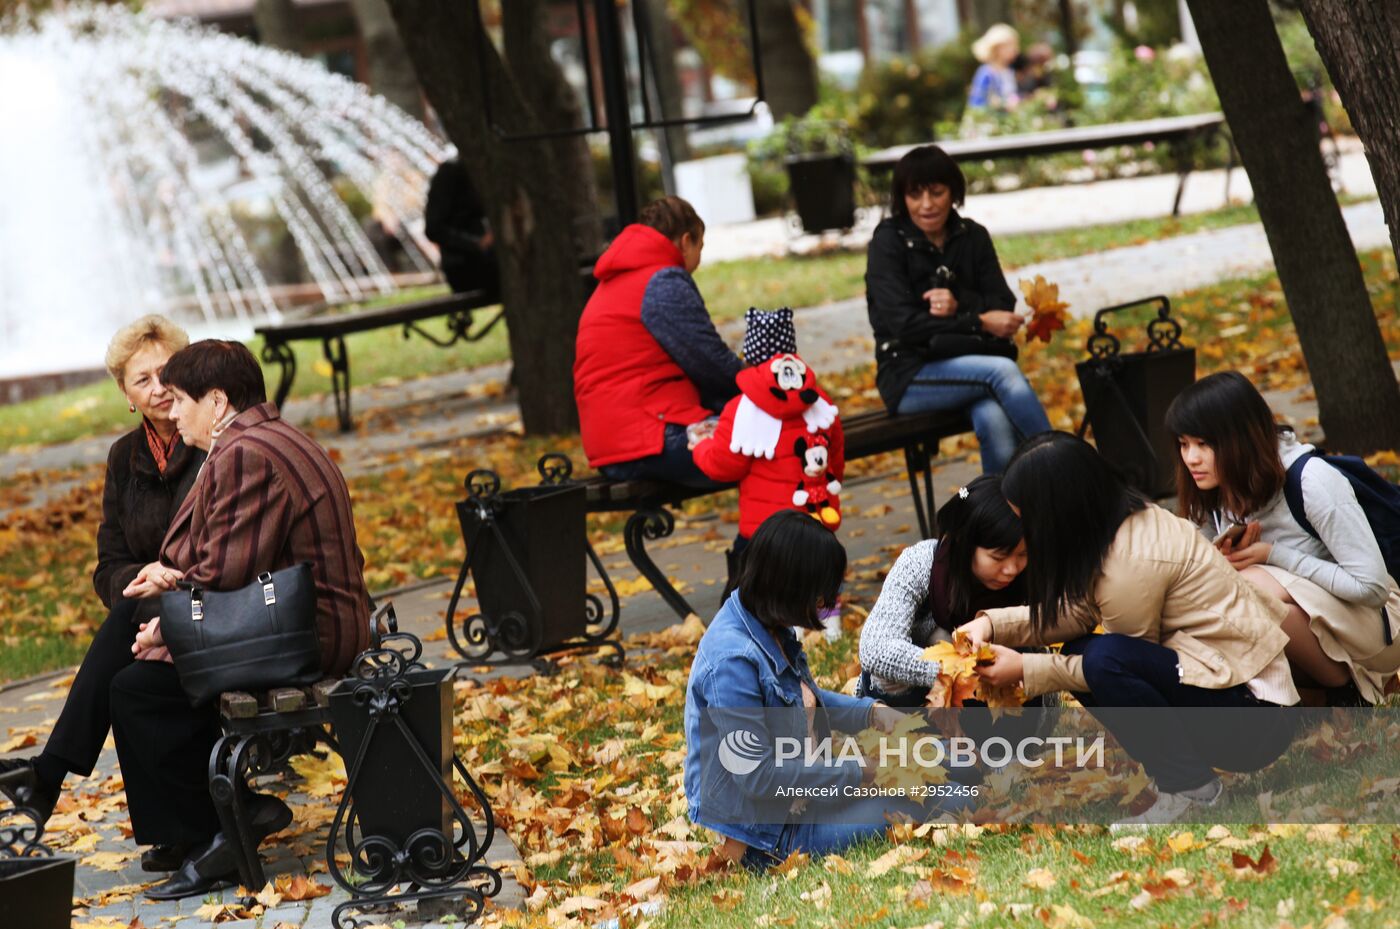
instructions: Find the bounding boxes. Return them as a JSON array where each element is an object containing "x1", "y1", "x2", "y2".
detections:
[{"x1": 128, "y1": 402, "x2": 136, "y2": 413}]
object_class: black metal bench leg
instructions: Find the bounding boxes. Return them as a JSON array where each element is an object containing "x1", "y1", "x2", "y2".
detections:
[
  {"x1": 322, "y1": 335, "x2": 353, "y2": 433},
  {"x1": 623, "y1": 507, "x2": 695, "y2": 619},
  {"x1": 903, "y1": 443, "x2": 938, "y2": 540},
  {"x1": 261, "y1": 340, "x2": 297, "y2": 411},
  {"x1": 208, "y1": 733, "x2": 266, "y2": 890}
]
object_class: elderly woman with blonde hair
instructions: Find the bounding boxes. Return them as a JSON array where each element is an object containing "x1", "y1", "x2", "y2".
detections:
[{"x1": 0, "y1": 315, "x2": 204, "y2": 865}]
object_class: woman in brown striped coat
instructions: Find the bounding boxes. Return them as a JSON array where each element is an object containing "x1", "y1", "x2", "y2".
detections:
[{"x1": 111, "y1": 339, "x2": 370, "y2": 901}]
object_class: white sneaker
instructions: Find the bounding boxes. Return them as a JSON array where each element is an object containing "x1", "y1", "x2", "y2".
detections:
[{"x1": 1111, "y1": 778, "x2": 1222, "y2": 830}]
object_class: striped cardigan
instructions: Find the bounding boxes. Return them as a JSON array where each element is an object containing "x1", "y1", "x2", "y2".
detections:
[{"x1": 160, "y1": 403, "x2": 370, "y2": 676}]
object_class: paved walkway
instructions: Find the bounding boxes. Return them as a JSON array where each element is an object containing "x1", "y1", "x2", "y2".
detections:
[{"x1": 701, "y1": 141, "x2": 1381, "y2": 263}]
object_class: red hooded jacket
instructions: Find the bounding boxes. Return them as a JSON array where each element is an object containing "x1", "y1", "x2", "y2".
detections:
[
  {"x1": 574, "y1": 225, "x2": 714, "y2": 467},
  {"x1": 692, "y1": 354, "x2": 845, "y2": 538}
]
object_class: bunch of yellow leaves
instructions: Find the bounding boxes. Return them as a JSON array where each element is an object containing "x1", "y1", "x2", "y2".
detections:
[
  {"x1": 1019, "y1": 275, "x2": 1070, "y2": 344},
  {"x1": 923, "y1": 633, "x2": 1025, "y2": 709}
]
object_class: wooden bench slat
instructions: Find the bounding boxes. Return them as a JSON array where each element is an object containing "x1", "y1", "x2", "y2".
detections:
[
  {"x1": 269, "y1": 687, "x2": 308, "y2": 713},
  {"x1": 220, "y1": 691, "x2": 259, "y2": 720},
  {"x1": 312, "y1": 680, "x2": 339, "y2": 707}
]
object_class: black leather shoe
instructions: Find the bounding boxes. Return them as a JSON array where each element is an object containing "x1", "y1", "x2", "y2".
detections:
[
  {"x1": 0, "y1": 757, "x2": 60, "y2": 827},
  {"x1": 141, "y1": 844, "x2": 188, "y2": 873},
  {"x1": 246, "y1": 792, "x2": 293, "y2": 837},
  {"x1": 144, "y1": 836, "x2": 239, "y2": 901}
]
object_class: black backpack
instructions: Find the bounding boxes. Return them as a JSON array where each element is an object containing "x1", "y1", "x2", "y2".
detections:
[{"x1": 1283, "y1": 450, "x2": 1400, "y2": 643}]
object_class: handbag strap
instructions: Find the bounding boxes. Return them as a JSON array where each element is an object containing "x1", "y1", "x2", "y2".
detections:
[
  {"x1": 188, "y1": 587, "x2": 205, "y2": 650},
  {"x1": 259, "y1": 571, "x2": 280, "y2": 633}
]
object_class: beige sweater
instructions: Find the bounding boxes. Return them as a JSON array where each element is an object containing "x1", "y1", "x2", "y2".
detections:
[{"x1": 982, "y1": 506, "x2": 1298, "y2": 704}]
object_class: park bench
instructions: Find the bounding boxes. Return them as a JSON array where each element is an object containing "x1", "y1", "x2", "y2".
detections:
[
  {"x1": 207, "y1": 602, "x2": 395, "y2": 889},
  {"x1": 254, "y1": 289, "x2": 501, "y2": 434},
  {"x1": 862, "y1": 112, "x2": 1232, "y2": 217},
  {"x1": 581, "y1": 407, "x2": 971, "y2": 620}
]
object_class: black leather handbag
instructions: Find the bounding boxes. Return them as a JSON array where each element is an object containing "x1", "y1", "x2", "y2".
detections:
[{"x1": 160, "y1": 563, "x2": 323, "y2": 706}]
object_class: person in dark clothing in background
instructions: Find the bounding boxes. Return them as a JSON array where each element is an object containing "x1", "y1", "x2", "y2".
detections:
[
  {"x1": 865, "y1": 145, "x2": 1050, "y2": 475},
  {"x1": 574, "y1": 196, "x2": 743, "y2": 487},
  {"x1": 424, "y1": 158, "x2": 499, "y2": 299}
]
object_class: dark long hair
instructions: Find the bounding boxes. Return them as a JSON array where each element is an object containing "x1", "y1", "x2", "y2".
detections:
[
  {"x1": 737, "y1": 510, "x2": 846, "y2": 631},
  {"x1": 930, "y1": 474, "x2": 1024, "y2": 623},
  {"x1": 1002, "y1": 432, "x2": 1148, "y2": 634},
  {"x1": 1164, "y1": 371, "x2": 1285, "y2": 524}
]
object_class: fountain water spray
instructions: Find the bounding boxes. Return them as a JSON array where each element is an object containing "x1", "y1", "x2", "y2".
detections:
[{"x1": 0, "y1": 5, "x2": 453, "y2": 378}]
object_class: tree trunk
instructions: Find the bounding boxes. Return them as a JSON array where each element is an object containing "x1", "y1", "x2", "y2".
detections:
[
  {"x1": 1185, "y1": 0, "x2": 1400, "y2": 453},
  {"x1": 501, "y1": 3, "x2": 604, "y2": 258},
  {"x1": 253, "y1": 0, "x2": 301, "y2": 52},
  {"x1": 348, "y1": 0, "x2": 423, "y2": 119},
  {"x1": 385, "y1": 0, "x2": 587, "y2": 434},
  {"x1": 1296, "y1": 2, "x2": 1400, "y2": 303},
  {"x1": 642, "y1": 0, "x2": 692, "y2": 184},
  {"x1": 755, "y1": 0, "x2": 818, "y2": 120}
]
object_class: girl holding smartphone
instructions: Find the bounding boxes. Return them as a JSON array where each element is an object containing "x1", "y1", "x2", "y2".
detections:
[{"x1": 1165, "y1": 371, "x2": 1400, "y2": 705}]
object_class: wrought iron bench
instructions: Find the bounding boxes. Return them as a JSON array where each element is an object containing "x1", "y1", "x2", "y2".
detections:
[
  {"x1": 254, "y1": 289, "x2": 501, "y2": 434},
  {"x1": 441, "y1": 407, "x2": 972, "y2": 666}
]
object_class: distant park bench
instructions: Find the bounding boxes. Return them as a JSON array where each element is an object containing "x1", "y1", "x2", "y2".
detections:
[
  {"x1": 863, "y1": 112, "x2": 1232, "y2": 217},
  {"x1": 577, "y1": 407, "x2": 972, "y2": 619},
  {"x1": 255, "y1": 289, "x2": 501, "y2": 433}
]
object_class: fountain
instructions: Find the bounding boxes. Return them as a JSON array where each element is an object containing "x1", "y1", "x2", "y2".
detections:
[{"x1": 0, "y1": 5, "x2": 453, "y2": 381}]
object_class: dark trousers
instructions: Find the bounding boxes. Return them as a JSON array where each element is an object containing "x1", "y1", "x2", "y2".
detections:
[
  {"x1": 109, "y1": 661, "x2": 222, "y2": 848},
  {"x1": 42, "y1": 600, "x2": 138, "y2": 779},
  {"x1": 599, "y1": 423, "x2": 724, "y2": 489},
  {"x1": 1062, "y1": 634, "x2": 1299, "y2": 793}
]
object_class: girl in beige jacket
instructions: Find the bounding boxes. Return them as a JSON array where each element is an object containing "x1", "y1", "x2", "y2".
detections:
[{"x1": 964, "y1": 433, "x2": 1299, "y2": 825}]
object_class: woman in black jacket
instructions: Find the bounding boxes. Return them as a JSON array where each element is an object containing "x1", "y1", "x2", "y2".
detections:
[
  {"x1": 866, "y1": 146, "x2": 1050, "y2": 474},
  {"x1": 0, "y1": 316, "x2": 203, "y2": 860}
]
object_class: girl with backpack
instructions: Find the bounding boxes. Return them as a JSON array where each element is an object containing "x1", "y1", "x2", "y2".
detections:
[{"x1": 1165, "y1": 371, "x2": 1400, "y2": 706}]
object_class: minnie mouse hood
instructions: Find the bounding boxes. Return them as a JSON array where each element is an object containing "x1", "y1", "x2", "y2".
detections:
[{"x1": 735, "y1": 353, "x2": 827, "y2": 419}]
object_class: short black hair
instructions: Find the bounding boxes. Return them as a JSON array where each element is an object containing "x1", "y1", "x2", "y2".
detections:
[
  {"x1": 932, "y1": 474, "x2": 1024, "y2": 622},
  {"x1": 736, "y1": 510, "x2": 846, "y2": 631},
  {"x1": 890, "y1": 145, "x2": 967, "y2": 218},
  {"x1": 1001, "y1": 432, "x2": 1147, "y2": 635},
  {"x1": 161, "y1": 339, "x2": 268, "y2": 412}
]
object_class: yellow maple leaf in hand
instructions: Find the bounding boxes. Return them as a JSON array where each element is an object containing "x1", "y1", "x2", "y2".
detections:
[
  {"x1": 1018, "y1": 275, "x2": 1070, "y2": 344},
  {"x1": 924, "y1": 634, "x2": 1024, "y2": 708}
]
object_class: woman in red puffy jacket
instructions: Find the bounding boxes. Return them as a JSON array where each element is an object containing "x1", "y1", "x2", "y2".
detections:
[{"x1": 574, "y1": 197, "x2": 742, "y2": 486}]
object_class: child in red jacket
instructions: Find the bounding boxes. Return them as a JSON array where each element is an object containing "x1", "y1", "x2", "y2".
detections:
[{"x1": 692, "y1": 308, "x2": 845, "y2": 546}]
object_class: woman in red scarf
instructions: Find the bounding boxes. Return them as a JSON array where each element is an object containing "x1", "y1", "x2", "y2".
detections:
[{"x1": 0, "y1": 315, "x2": 204, "y2": 874}]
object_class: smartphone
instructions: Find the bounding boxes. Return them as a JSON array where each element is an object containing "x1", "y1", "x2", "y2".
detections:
[{"x1": 1212, "y1": 522, "x2": 1248, "y2": 546}]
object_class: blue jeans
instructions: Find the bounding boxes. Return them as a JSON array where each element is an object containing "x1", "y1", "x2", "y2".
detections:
[
  {"x1": 1061, "y1": 634, "x2": 1299, "y2": 793},
  {"x1": 896, "y1": 356, "x2": 1051, "y2": 474},
  {"x1": 599, "y1": 423, "x2": 723, "y2": 489}
]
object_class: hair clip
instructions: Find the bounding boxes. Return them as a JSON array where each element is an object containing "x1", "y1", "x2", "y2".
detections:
[{"x1": 957, "y1": 486, "x2": 969, "y2": 499}]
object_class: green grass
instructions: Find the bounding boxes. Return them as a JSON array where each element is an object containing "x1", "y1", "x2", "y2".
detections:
[
  {"x1": 652, "y1": 822, "x2": 1398, "y2": 929},
  {"x1": 0, "y1": 200, "x2": 1301, "y2": 453}
]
